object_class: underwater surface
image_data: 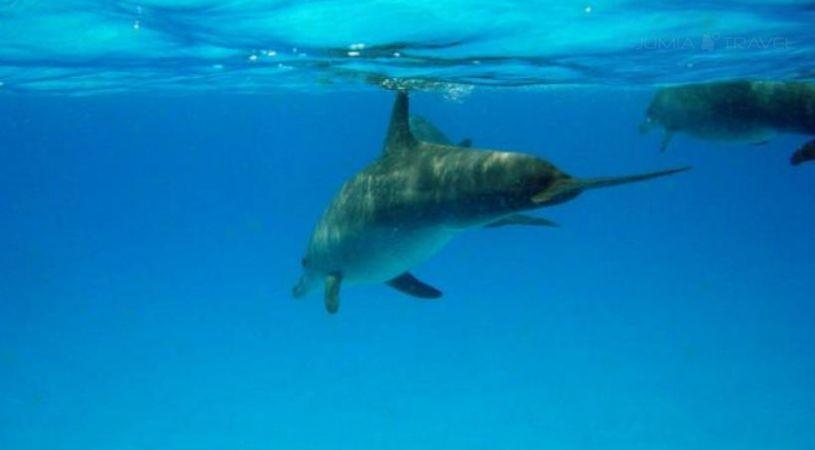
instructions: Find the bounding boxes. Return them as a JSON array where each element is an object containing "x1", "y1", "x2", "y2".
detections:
[
  {"x1": 2, "y1": 1, "x2": 815, "y2": 450},
  {"x1": 2, "y1": 0, "x2": 815, "y2": 92}
]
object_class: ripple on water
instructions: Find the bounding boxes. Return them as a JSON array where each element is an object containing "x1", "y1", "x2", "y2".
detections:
[{"x1": 0, "y1": 0, "x2": 813, "y2": 94}]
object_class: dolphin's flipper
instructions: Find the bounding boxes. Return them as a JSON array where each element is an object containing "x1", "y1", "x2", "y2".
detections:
[
  {"x1": 791, "y1": 139, "x2": 815, "y2": 166},
  {"x1": 387, "y1": 273, "x2": 442, "y2": 299},
  {"x1": 660, "y1": 130, "x2": 675, "y2": 152},
  {"x1": 324, "y1": 273, "x2": 342, "y2": 314},
  {"x1": 457, "y1": 138, "x2": 473, "y2": 148},
  {"x1": 383, "y1": 91, "x2": 417, "y2": 154},
  {"x1": 485, "y1": 214, "x2": 559, "y2": 228}
]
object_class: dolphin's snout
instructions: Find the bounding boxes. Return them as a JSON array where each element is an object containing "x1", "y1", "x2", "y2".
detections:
[{"x1": 531, "y1": 178, "x2": 582, "y2": 205}]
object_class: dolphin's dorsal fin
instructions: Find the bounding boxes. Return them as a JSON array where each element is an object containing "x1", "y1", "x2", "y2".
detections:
[{"x1": 383, "y1": 91, "x2": 417, "y2": 154}]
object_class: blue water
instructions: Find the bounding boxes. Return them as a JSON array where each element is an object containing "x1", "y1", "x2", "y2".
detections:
[{"x1": 2, "y1": 2, "x2": 815, "y2": 450}]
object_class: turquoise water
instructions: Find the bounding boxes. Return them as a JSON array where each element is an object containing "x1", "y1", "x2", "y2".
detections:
[
  {"x1": 2, "y1": 2, "x2": 815, "y2": 450},
  {"x1": 2, "y1": 1, "x2": 815, "y2": 92}
]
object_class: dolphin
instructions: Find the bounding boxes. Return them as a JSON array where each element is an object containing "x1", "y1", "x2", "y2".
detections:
[
  {"x1": 640, "y1": 80, "x2": 815, "y2": 164},
  {"x1": 409, "y1": 115, "x2": 472, "y2": 147},
  {"x1": 791, "y1": 139, "x2": 815, "y2": 166},
  {"x1": 293, "y1": 92, "x2": 689, "y2": 314}
]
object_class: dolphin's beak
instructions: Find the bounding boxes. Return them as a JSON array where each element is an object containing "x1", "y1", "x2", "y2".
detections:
[
  {"x1": 532, "y1": 166, "x2": 690, "y2": 204},
  {"x1": 531, "y1": 178, "x2": 580, "y2": 204}
]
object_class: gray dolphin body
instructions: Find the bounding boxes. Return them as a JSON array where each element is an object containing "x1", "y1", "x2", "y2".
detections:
[
  {"x1": 640, "y1": 80, "x2": 815, "y2": 164},
  {"x1": 294, "y1": 92, "x2": 688, "y2": 314}
]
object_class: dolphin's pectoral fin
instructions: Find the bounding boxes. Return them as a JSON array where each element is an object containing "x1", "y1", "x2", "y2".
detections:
[
  {"x1": 790, "y1": 138, "x2": 815, "y2": 166},
  {"x1": 324, "y1": 273, "x2": 342, "y2": 314},
  {"x1": 457, "y1": 138, "x2": 473, "y2": 148},
  {"x1": 660, "y1": 130, "x2": 675, "y2": 152},
  {"x1": 485, "y1": 214, "x2": 559, "y2": 228},
  {"x1": 387, "y1": 273, "x2": 442, "y2": 299}
]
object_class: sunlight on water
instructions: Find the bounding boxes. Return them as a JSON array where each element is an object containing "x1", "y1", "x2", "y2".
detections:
[{"x1": 1, "y1": 0, "x2": 814, "y2": 93}]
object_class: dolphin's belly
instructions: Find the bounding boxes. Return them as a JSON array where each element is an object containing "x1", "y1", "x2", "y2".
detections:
[
  {"x1": 668, "y1": 113, "x2": 775, "y2": 142},
  {"x1": 308, "y1": 224, "x2": 454, "y2": 284}
]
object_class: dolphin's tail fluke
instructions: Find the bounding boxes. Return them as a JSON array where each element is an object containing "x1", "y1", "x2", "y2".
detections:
[{"x1": 532, "y1": 166, "x2": 690, "y2": 204}]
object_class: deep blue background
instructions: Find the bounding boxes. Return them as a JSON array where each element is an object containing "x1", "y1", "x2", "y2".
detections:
[{"x1": 1, "y1": 90, "x2": 814, "y2": 449}]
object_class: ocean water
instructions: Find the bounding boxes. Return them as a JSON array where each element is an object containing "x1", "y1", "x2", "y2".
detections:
[{"x1": 2, "y1": 2, "x2": 815, "y2": 450}]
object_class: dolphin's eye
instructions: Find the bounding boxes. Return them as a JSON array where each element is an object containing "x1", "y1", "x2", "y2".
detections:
[{"x1": 301, "y1": 257, "x2": 309, "y2": 267}]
